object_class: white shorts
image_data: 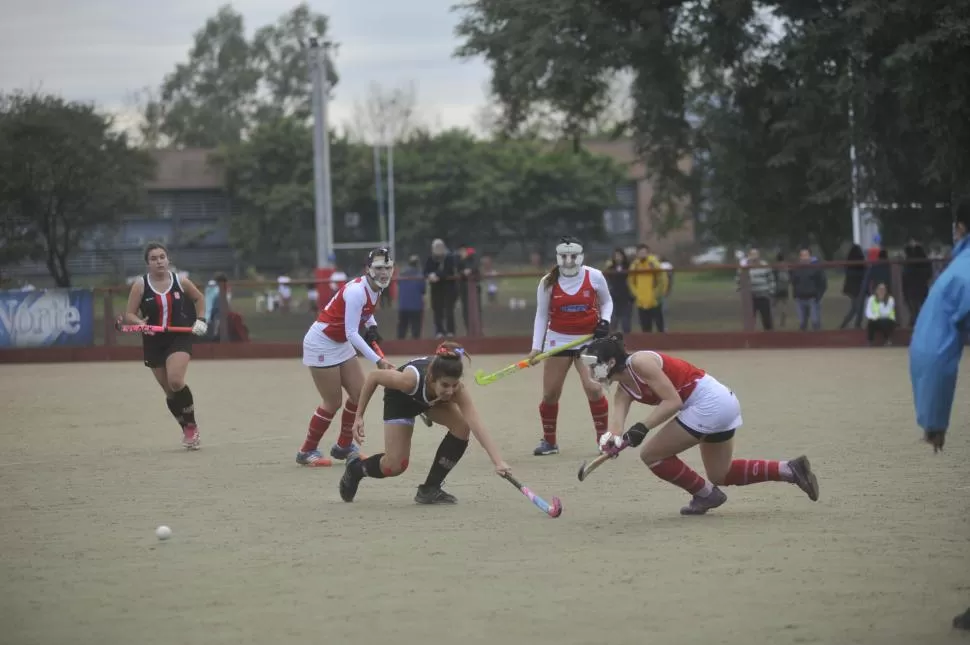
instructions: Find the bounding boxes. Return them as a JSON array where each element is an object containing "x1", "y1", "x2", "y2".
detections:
[
  {"x1": 302, "y1": 321, "x2": 357, "y2": 368},
  {"x1": 677, "y1": 374, "x2": 743, "y2": 435},
  {"x1": 542, "y1": 329, "x2": 593, "y2": 354}
]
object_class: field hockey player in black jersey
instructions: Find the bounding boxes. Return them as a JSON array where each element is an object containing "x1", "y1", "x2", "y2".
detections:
[{"x1": 339, "y1": 341, "x2": 511, "y2": 504}]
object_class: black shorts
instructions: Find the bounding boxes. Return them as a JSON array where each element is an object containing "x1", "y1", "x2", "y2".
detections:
[
  {"x1": 143, "y1": 334, "x2": 194, "y2": 368},
  {"x1": 383, "y1": 391, "x2": 430, "y2": 423},
  {"x1": 549, "y1": 349, "x2": 582, "y2": 358},
  {"x1": 677, "y1": 418, "x2": 735, "y2": 443}
]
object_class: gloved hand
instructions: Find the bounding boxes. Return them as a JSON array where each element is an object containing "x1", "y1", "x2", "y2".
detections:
[
  {"x1": 598, "y1": 432, "x2": 628, "y2": 458},
  {"x1": 593, "y1": 319, "x2": 610, "y2": 339},
  {"x1": 363, "y1": 325, "x2": 382, "y2": 345},
  {"x1": 622, "y1": 422, "x2": 650, "y2": 447},
  {"x1": 192, "y1": 319, "x2": 208, "y2": 336}
]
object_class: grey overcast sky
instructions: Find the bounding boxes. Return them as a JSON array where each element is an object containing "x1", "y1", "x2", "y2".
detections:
[{"x1": 0, "y1": 0, "x2": 491, "y2": 134}]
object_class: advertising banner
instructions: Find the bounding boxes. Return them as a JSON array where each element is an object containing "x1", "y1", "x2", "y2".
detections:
[{"x1": 0, "y1": 288, "x2": 95, "y2": 348}]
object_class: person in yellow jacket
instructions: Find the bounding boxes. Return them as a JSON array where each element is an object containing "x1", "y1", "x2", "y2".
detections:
[{"x1": 628, "y1": 243, "x2": 669, "y2": 332}]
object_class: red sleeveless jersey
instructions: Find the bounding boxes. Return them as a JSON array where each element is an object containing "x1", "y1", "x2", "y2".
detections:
[
  {"x1": 620, "y1": 351, "x2": 706, "y2": 405},
  {"x1": 548, "y1": 268, "x2": 600, "y2": 334},
  {"x1": 316, "y1": 276, "x2": 377, "y2": 342}
]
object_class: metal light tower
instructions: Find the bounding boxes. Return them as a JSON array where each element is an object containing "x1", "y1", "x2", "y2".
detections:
[{"x1": 309, "y1": 38, "x2": 335, "y2": 268}]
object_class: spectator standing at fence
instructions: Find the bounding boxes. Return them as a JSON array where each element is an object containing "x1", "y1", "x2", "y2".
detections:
[
  {"x1": 122, "y1": 242, "x2": 209, "y2": 450},
  {"x1": 605, "y1": 248, "x2": 634, "y2": 333},
  {"x1": 628, "y1": 244, "x2": 668, "y2": 332},
  {"x1": 772, "y1": 251, "x2": 792, "y2": 328},
  {"x1": 838, "y1": 244, "x2": 867, "y2": 329},
  {"x1": 481, "y1": 254, "x2": 499, "y2": 304},
  {"x1": 865, "y1": 283, "x2": 897, "y2": 346},
  {"x1": 424, "y1": 238, "x2": 458, "y2": 338},
  {"x1": 737, "y1": 248, "x2": 775, "y2": 330},
  {"x1": 397, "y1": 255, "x2": 425, "y2": 340},
  {"x1": 902, "y1": 238, "x2": 932, "y2": 327},
  {"x1": 456, "y1": 243, "x2": 482, "y2": 335},
  {"x1": 867, "y1": 248, "x2": 892, "y2": 296},
  {"x1": 790, "y1": 247, "x2": 827, "y2": 330}
]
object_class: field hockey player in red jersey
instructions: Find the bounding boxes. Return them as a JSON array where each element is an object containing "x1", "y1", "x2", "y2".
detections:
[
  {"x1": 339, "y1": 341, "x2": 511, "y2": 505},
  {"x1": 121, "y1": 242, "x2": 209, "y2": 450},
  {"x1": 582, "y1": 334, "x2": 820, "y2": 515},
  {"x1": 527, "y1": 236, "x2": 614, "y2": 456},
  {"x1": 296, "y1": 247, "x2": 396, "y2": 467}
]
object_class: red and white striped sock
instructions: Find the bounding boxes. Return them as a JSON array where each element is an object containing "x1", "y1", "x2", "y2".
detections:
[
  {"x1": 301, "y1": 407, "x2": 334, "y2": 453},
  {"x1": 337, "y1": 401, "x2": 358, "y2": 448},
  {"x1": 648, "y1": 456, "x2": 709, "y2": 495},
  {"x1": 723, "y1": 459, "x2": 791, "y2": 485}
]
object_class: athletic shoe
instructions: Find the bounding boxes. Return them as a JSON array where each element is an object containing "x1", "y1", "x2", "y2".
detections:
[
  {"x1": 182, "y1": 424, "x2": 201, "y2": 450},
  {"x1": 680, "y1": 486, "x2": 728, "y2": 515},
  {"x1": 330, "y1": 442, "x2": 362, "y2": 461},
  {"x1": 533, "y1": 439, "x2": 559, "y2": 456},
  {"x1": 339, "y1": 455, "x2": 364, "y2": 502},
  {"x1": 295, "y1": 450, "x2": 332, "y2": 467},
  {"x1": 415, "y1": 485, "x2": 457, "y2": 504},
  {"x1": 787, "y1": 455, "x2": 820, "y2": 501}
]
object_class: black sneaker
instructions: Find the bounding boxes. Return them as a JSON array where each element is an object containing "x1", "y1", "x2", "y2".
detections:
[
  {"x1": 415, "y1": 484, "x2": 457, "y2": 504},
  {"x1": 953, "y1": 608, "x2": 970, "y2": 630},
  {"x1": 339, "y1": 456, "x2": 363, "y2": 502}
]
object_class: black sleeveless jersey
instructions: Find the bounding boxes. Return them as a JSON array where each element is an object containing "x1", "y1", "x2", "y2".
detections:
[
  {"x1": 383, "y1": 357, "x2": 434, "y2": 420},
  {"x1": 139, "y1": 272, "x2": 196, "y2": 328}
]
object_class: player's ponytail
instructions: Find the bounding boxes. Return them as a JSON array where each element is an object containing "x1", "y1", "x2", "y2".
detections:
[
  {"x1": 428, "y1": 341, "x2": 471, "y2": 381},
  {"x1": 542, "y1": 264, "x2": 560, "y2": 289}
]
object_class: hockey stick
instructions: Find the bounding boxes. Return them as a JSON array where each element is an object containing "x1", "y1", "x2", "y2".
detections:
[
  {"x1": 117, "y1": 324, "x2": 194, "y2": 334},
  {"x1": 500, "y1": 472, "x2": 562, "y2": 518},
  {"x1": 577, "y1": 442, "x2": 630, "y2": 482},
  {"x1": 473, "y1": 334, "x2": 593, "y2": 386}
]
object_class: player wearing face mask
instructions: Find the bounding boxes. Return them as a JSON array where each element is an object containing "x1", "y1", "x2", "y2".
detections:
[
  {"x1": 580, "y1": 334, "x2": 820, "y2": 515},
  {"x1": 296, "y1": 248, "x2": 396, "y2": 468},
  {"x1": 527, "y1": 236, "x2": 614, "y2": 456}
]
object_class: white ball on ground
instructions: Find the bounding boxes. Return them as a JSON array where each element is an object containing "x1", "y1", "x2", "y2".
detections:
[{"x1": 155, "y1": 525, "x2": 172, "y2": 540}]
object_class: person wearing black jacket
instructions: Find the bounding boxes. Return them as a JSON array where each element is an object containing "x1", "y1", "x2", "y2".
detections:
[
  {"x1": 790, "y1": 247, "x2": 827, "y2": 330},
  {"x1": 839, "y1": 244, "x2": 867, "y2": 329},
  {"x1": 902, "y1": 239, "x2": 933, "y2": 327},
  {"x1": 605, "y1": 248, "x2": 634, "y2": 332},
  {"x1": 456, "y1": 243, "x2": 482, "y2": 334},
  {"x1": 424, "y1": 238, "x2": 458, "y2": 337}
]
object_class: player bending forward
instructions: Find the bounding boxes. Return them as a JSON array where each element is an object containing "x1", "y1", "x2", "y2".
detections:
[
  {"x1": 339, "y1": 341, "x2": 511, "y2": 504},
  {"x1": 528, "y1": 236, "x2": 614, "y2": 456},
  {"x1": 296, "y1": 247, "x2": 396, "y2": 467},
  {"x1": 583, "y1": 334, "x2": 819, "y2": 515}
]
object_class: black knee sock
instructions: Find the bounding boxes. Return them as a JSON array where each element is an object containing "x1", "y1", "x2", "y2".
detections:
[
  {"x1": 170, "y1": 386, "x2": 196, "y2": 427},
  {"x1": 355, "y1": 453, "x2": 387, "y2": 479},
  {"x1": 424, "y1": 433, "x2": 469, "y2": 488},
  {"x1": 165, "y1": 396, "x2": 184, "y2": 427}
]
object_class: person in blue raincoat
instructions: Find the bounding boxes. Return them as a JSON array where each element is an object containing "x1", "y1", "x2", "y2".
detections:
[{"x1": 908, "y1": 208, "x2": 970, "y2": 631}]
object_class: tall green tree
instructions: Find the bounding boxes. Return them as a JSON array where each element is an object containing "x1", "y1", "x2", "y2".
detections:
[
  {"x1": 0, "y1": 92, "x2": 155, "y2": 286},
  {"x1": 145, "y1": 3, "x2": 335, "y2": 148}
]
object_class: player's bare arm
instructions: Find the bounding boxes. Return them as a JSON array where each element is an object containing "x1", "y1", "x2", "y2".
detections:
[
  {"x1": 631, "y1": 352, "x2": 684, "y2": 431},
  {"x1": 454, "y1": 386, "x2": 510, "y2": 474},
  {"x1": 124, "y1": 279, "x2": 146, "y2": 325}
]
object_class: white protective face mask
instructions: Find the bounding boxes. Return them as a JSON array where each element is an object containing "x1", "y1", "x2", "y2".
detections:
[
  {"x1": 556, "y1": 240, "x2": 584, "y2": 278},
  {"x1": 579, "y1": 353, "x2": 611, "y2": 382},
  {"x1": 368, "y1": 257, "x2": 394, "y2": 289}
]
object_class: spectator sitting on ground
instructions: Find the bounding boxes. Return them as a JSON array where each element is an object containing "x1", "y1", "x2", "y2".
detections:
[{"x1": 865, "y1": 282, "x2": 897, "y2": 346}]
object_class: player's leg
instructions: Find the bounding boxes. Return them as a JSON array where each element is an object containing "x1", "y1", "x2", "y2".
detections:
[
  {"x1": 572, "y1": 354, "x2": 608, "y2": 447},
  {"x1": 339, "y1": 421, "x2": 413, "y2": 502},
  {"x1": 699, "y1": 436, "x2": 819, "y2": 501},
  {"x1": 638, "y1": 420, "x2": 721, "y2": 514},
  {"x1": 296, "y1": 366, "x2": 343, "y2": 466},
  {"x1": 164, "y1": 350, "x2": 200, "y2": 449},
  {"x1": 534, "y1": 356, "x2": 571, "y2": 455},
  {"x1": 416, "y1": 403, "x2": 470, "y2": 503},
  {"x1": 331, "y1": 357, "x2": 366, "y2": 460}
]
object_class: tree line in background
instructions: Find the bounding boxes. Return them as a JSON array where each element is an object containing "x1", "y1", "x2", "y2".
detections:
[
  {"x1": 3, "y1": 1, "x2": 968, "y2": 285},
  {"x1": 454, "y1": 0, "x2": 970, "y2": 257}
]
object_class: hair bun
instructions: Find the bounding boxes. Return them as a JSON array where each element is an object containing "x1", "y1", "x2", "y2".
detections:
[{"x1": 435, "y1": 341, "x2": 469, "y2": 361}]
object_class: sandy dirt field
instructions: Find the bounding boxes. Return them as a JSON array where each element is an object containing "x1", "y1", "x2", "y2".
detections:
[{"x1": 1, "y1": 349, "x2": 968, "y2": 645}]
